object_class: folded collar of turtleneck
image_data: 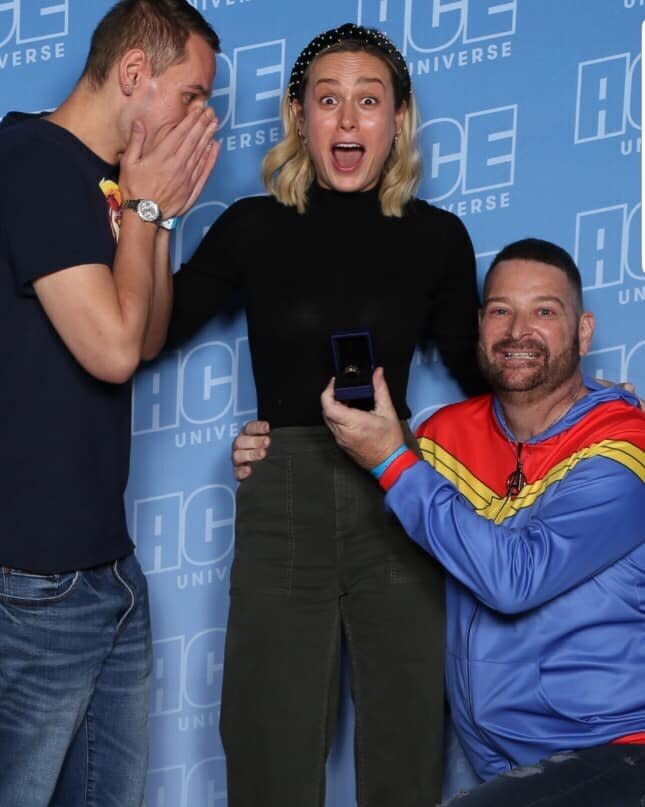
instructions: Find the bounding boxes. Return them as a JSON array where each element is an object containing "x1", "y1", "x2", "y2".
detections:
[{"x1": 306, "y1": 180, "x2": 382, "y2": 213}]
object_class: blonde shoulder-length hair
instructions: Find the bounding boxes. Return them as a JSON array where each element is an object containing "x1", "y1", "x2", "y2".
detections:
[{"x1": 262, "y1": 45, "x2": 422, "y2": 218}]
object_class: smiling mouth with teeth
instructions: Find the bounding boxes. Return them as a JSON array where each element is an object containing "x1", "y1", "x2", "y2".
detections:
[{"x1": 503, "y1": 351, "x2": 539, "y2": 359}]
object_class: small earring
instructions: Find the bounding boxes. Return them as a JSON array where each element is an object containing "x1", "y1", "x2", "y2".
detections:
[
  {"x1": 124, "y1": 84, "x2": 133, "y2": 96},
  {"x1": 393, "y1": 132, "x2": 401, "y2": 144}
]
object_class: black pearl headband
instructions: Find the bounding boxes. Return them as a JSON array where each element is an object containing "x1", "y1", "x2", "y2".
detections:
[{"x1": 287, "y1": 22, "x2": 411, "y2": 104}]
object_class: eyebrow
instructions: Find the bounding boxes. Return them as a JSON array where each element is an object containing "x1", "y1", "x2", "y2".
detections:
[
  {"x1": 183, "y1": 83, "x2": 211, "y2": 97},
  {"x1": 313, "y1": 76, "x2": 386, "y2": 89},
  {"x1": 484, "y1": 295, "x2": 566, "y2": 308}
]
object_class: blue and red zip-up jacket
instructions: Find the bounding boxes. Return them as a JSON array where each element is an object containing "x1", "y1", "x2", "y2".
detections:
[{"x1": 380, "y1": 379, "x2": 645, "y2": 781}]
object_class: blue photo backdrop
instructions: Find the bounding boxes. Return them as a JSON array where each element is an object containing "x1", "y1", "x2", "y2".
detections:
[{"x1": 1, "y1": 1, "x2": 643, "y2": 804}]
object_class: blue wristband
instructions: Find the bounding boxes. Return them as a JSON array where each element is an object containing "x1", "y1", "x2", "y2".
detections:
[{"x1": 370, "y1": 444, "x2": 407, "y2": 479}]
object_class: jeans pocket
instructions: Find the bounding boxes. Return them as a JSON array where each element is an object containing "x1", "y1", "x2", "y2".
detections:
[
  {"x1": 113, "y1": 552, "x2": 147, "y2": 596},
  {"x1": 0, "y1": 567, "x2": 79, "y2": 604}
]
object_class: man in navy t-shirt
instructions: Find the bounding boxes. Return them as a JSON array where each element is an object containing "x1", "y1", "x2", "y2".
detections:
[{"x1": 0, "y1": 1, "x2": 221, "y2": 804}]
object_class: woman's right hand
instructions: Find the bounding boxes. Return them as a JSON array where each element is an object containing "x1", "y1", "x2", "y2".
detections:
[{"x1": 231, "y1": 421, "x2": 271, "y2": 480}]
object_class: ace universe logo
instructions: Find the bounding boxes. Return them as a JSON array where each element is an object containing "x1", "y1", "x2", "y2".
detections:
[
  {"x1": 574, "y1": 50, "x2": 640, "y2": 157},
  {"x1": 0, "y1": 0, "x2": 68, "y2": 70},
  {"x1": 358, "y1": 0, "x2": 517, "y2": 76}
]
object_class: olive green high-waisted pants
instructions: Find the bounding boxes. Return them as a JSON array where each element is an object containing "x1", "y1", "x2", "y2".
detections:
[{"x1": 220, "y1": 424, "x2": 445, "y2": 807}]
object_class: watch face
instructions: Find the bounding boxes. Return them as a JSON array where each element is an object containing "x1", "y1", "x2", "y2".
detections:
[{"x1": 137, "y1": 199, "x2": 160, "y2": 222}]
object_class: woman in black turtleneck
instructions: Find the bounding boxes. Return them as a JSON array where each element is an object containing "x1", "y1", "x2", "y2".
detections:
[{"x1": 168, "y1": 23, "x2": 486, "y2": 807}]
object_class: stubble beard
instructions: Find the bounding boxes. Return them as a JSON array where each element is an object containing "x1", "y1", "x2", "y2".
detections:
[{"x1": 477, "y1": 335, "x2": 581, "y2": 396}]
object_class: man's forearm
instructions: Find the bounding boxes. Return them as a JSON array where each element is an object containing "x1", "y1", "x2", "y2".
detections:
[
  {"x1": 384, "y1": 455, "x2": 644, "y2": 615},
  {"x1": 108, "y1": 212, "x2": 161, "y2": 370},
  {"x1": 141, "y1": 229, "x2": 174, "y2": 360}
]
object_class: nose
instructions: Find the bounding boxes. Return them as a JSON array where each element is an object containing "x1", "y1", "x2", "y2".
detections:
[
  {"x1": 338, "y1": 100, "x2": 358, "y2": 131},
  {"x1": 507, "y1": 311, "x2": 532, "y2": 341}
]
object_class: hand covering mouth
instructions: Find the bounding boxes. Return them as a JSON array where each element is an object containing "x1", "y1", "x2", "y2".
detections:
[{"x1": 332, "y1": 142, "x2": 365, "y2": 170}]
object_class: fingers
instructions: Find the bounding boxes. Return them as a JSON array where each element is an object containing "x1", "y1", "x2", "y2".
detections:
[
  {"x1": 178, "y1": 139, "x2": 221, "y2": 217},
  {"x1": 121, "y1": 119, "x2": 146, "y2": 166},
  {"x1": 156, "y1": 103, "x2": 213, "y2": 160},
  {"x1": 372, "y1": 367, "x2": 395, "y2": 417},
  {"x1": 155, "y1": 106, "x2": 217, "y2": 200},
  {"x1": 180, "y1": 109, "x2": 219, "y2": 175},
  {"x1": 320, "y1": 376, "x2": 335, "y2": 409},
  {"x1": 231, "y1": 423, "x2": 270, "y2": 476},
  {"x1": 231, "y1": 426, "x2": 270, "y2": 481},
  {"x1": 320, "y1": 377, "x2": 351, "y2": 426},
  {"x1": 232, "y1": 444, "x2": 267, "y2": 466},
  {"x1": 234, "y1": 433, "x2": 270, "y2": 452},
  {"x1": 234, "y1": 465, "x2": 252, "y2": 482},
  {"x1": 159, "y1": 110, "x2": 217, "y2": 216},
  {"x1": 190, "y1": 123, "x2": 221, "y2": 184},
  {"x1": 242, "y1": 420, "x2": 271, "y2": 437},
  {"x1": 119, "y1": 107, "x2": 216, "y2": 213},
  {"x1": 596, "y1": 378, "x2": 641, "y2": 403}
]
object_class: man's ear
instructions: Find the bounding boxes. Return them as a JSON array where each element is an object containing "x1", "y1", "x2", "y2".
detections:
[
  {"x1": 578, "y1": 311, "x2": 595, "y2": 356},
  {"x1": 118, "y1": 49, "x2": 147, "y2": 96}
]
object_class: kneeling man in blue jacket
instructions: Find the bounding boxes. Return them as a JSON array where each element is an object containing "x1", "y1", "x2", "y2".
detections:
[
  {"x1": 320, "y1": 238, "x2": 645, "y2": 806},
  {"x1": 233, "y1": 238, "x2": 645, "y2": 806}
]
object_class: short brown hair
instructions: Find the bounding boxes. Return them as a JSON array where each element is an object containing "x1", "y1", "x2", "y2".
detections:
[
  {"x1": 484, "y1": 238, "x2": 584, "y2": 314},
  {"x1": 82, "y1": 0, "x2": 220, "y2": 88}
]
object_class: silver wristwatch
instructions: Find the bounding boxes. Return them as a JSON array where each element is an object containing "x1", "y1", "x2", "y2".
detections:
[{"x1": 121, "y1": 199, "x2": 163, "y2": 224}]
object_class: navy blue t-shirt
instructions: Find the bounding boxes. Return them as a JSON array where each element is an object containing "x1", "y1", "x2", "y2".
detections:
[{"x1": 0, "y1": 114, "x2": 133, "y2": 572}]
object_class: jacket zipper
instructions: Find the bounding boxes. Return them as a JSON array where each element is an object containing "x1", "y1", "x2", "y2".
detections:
[{"x1": 506, "y1": 441, "x2": 527, "y2": 497}]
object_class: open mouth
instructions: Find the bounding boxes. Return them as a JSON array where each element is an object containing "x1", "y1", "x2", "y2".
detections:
[{"x1": 331, "y1": 142, "x2": 365, "y2": 172}]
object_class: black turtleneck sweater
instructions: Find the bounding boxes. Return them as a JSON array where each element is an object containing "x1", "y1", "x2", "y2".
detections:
[{"x1": 168, "y1": 184, "x2": 486, "y2": 427}]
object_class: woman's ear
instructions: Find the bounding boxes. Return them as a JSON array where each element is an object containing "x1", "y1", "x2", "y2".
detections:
[{"x1": 291, "y1": 99, "x2": 305, "y2": 137}]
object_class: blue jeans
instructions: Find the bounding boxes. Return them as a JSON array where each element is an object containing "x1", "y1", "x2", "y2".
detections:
[
  {"x1": 442, "y1": 716, "x2": 482, "y2": 801},
  {"x1": 0, "y1": 552, "x2": 152, "y2": 807},
  {"x1": 442, "y1": 743, "x2": 645, "y2": 806}
]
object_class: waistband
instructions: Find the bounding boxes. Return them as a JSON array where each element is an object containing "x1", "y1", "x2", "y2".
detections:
[
  {"x1": 267, "y1": 422, "x2": 417, "y2": 457},
  {"x1": 1, "y1": 551, "x2": 134, "y2": 577}
]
